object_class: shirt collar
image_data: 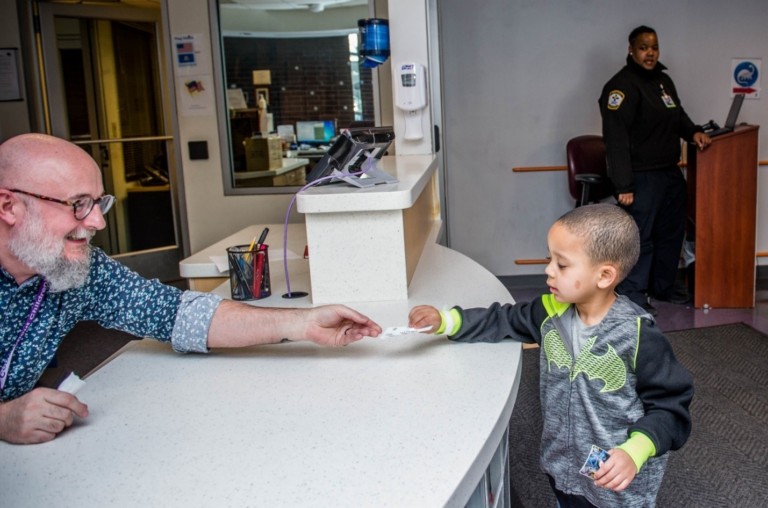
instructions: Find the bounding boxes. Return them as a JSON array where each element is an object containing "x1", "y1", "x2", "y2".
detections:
[
  {"x1": 625, "y1": 54, "x2": 667, "y2": 78},
  {"x1": 0, "y1": 265, "x2": 44, "y2": 289}
]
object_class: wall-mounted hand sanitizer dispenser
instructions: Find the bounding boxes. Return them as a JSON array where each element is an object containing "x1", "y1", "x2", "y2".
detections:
[{"x1": 395, "y1": 63, "x2": 427, "y2": 140}]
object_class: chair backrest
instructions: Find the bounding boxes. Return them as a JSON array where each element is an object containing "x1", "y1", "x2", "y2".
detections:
[{"x1": 566, "y1": 135, "x2": 612, "y2": 204}]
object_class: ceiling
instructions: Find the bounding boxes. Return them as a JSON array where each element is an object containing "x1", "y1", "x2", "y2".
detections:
[
  {"x1": 42, "y1": 0, "x2": 368, "y2": 12},
  {"x1": 41, "y1": 0, "x2": 161, "y2": 8},
  {"x1": 219, "y1": 0, "x2": 367, "y2": 12}
]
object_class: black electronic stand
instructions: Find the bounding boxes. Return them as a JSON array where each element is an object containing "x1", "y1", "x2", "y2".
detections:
[{"x1": 281, "y1": 127, "x2": 396, "y2": 300}]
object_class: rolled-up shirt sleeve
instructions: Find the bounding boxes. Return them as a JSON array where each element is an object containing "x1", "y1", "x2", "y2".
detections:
[{"x1": 170, "y1": 291, "x2": 223, "y2": 353}]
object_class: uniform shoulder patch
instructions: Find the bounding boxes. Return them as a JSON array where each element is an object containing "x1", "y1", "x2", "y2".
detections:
[{"x1": 606, "y1": 90, "x2": 625, "y2": 110}]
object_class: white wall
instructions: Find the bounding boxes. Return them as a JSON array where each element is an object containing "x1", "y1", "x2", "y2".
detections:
[
  {"x1": 219, "y1": 4, "x2": 367, "y2": 32},
  {"x1": 438, "y1": 0, "x2": 768, "y2": 275},
  {"x1": 388, "y1": 0, "x2": 432, "y2": 155}
]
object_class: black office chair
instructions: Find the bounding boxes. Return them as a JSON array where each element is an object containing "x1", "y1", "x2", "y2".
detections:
[{"x1": 566, "y1": 135, "x2": 613, "y2": 207}]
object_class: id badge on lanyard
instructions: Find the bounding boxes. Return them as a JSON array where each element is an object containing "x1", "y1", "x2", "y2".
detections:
[{"x1": 660, "y1": 84, "x2": 676, "y2": 108}]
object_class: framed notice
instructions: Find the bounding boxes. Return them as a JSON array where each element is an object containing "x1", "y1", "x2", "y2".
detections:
[{"x1": 0, "y1": 48, "x2": 22, "y2": 102}]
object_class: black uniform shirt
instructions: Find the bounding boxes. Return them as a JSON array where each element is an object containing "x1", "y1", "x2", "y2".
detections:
[{"x1": 599, "y1": 56, "x2": 702, "y2": 194}]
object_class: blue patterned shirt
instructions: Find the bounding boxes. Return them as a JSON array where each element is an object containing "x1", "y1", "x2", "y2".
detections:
[{"x1": 0, "y1": 248, "x2": 222, "y2": 401}]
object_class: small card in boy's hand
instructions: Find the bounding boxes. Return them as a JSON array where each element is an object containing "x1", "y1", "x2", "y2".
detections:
[{"x1": 579, "y1": 445, "x2": 610, "y2": 478}]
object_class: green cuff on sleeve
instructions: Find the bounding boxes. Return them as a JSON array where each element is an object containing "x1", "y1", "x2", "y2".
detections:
[
  {"x1": 617, "y1": 432, "x2": 657, "y2": 472},
  {"x1": 435, "y1": 314, "x2": 446, "y2": 335},
  {"x1": 435, "y1": 308, "x2": 462, "y2": 336}
]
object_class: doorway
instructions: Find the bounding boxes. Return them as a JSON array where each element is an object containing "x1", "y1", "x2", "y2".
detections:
[{"x1": 33, "y1": 1, "x2": 182, "y2": 283}]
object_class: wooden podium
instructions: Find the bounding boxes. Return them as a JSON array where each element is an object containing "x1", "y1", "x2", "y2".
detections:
[{"x1": 686, "y1": 124, "x2": 759, "y2": 308}]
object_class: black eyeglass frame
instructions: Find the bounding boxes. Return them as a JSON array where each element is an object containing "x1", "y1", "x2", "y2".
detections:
[{"x1": 8, "y1": 188, "x2": 115, "y2": 221}]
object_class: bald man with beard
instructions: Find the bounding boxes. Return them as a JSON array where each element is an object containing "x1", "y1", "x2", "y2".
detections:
[{"x1": 0, "y1": 133, "x2": 381, "y2": 444}]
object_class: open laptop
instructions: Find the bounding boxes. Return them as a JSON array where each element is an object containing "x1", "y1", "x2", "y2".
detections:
[{"x1": 706, "y1": 93, "x2": 745, "y2": 137}]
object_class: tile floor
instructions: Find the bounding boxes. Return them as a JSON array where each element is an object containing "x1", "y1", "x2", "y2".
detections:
[{"x1": 500, "y1": 276, "x2": 768, "y2": 335}]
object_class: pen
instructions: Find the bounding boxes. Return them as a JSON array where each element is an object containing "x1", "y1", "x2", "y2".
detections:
[
  {"x1": 256, "y1": 227, "x2": 269, "y2": 249},
  {"x1": 244, "y1": 227, "x2": 268, "y2": 263},
  {"x1": 245, "y1": 235, "x2": 259, "y2": 263},
  {"x1": 253, "y1": 249, "x2": 265, "y2": 298},
  {"x1": 252, "y1": 227, "x2": 269, "y2": 297}
]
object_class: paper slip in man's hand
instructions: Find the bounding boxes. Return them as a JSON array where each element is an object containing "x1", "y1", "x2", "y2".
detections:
[
  {"x1": 57, "y1": 372, "x2": 86, "y2": 395},
  {"x1": 380, "y1": 325, "x2": 433, "y2": 338}
]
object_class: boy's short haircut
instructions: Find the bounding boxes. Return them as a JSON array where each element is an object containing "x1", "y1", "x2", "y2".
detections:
[{"x1": 556, "y1": 203, "x2": 640, "y2": 281}]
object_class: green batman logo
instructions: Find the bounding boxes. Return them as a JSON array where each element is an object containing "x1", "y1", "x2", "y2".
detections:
[
  {"x1": 572, "y1": 337, "x2": 626, "y2": 392},
  {"x1": 543, "y1": 328, "x2": 572, "y2": 370},
  {"x1": 543, "y1": 332, "x2": 627, "y2": 393}
]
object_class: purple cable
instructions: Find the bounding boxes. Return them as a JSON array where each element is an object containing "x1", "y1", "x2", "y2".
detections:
[{"x1": 282, "y1": 153, "x2": 377, "y2": 297}]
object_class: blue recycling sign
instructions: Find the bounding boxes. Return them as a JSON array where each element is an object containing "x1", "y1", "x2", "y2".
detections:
[
  {"x1": 731, "y1": 59, "x2": 761, "y2": 97},
  {"x1": 734, "y1": 62, "x2": 758, "y2": 87}
]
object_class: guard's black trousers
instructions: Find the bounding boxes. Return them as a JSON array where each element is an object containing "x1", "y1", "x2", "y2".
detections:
[{"x1": 617, "y1": 167, "x2": 687, "y2": 306}]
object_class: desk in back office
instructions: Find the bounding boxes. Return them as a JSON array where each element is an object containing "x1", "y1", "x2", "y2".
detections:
[{"x1": 233, "y1": 157, "x2": 309, "y2": 187}]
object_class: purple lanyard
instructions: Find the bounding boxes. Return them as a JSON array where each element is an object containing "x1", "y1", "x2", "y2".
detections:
[{"x1": 0, "y1": 278, "x2": 48, "y2": 393}]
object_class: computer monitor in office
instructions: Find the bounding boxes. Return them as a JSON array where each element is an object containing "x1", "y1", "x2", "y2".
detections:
[{"x1": 295, "y1": 120, "x2": 336, "y2": 145}]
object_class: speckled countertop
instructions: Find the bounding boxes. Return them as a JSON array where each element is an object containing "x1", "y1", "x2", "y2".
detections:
[{"x1": 0, "y1": 237, "x2": 522, "y2": 507}]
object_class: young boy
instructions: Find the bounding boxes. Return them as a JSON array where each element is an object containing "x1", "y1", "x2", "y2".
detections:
[{"x1": 409, "y1": 204, "x2": 693, "y2": 507}]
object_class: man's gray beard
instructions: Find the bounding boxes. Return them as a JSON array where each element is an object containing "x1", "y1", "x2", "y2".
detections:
[{"x1": 7, "y1": 208, "x2": 92, "y2": 293}]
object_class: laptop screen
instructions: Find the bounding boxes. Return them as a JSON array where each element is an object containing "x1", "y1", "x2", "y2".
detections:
[{"x1": 724, "y1": 93, "x2": 745, "y2": 128}]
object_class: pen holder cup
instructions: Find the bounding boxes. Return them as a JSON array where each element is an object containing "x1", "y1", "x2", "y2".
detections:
[{"x1": 226, "y1": 244, "x2": 271, "y2": 301}]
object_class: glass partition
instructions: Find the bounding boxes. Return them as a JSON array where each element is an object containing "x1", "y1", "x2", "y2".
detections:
[{"x1": 211, "y1": 1, "x2": 378, "y2": 194}]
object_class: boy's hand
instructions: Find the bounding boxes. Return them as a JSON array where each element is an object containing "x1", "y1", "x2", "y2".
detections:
[
  {"x1": 408, "y1": 305, "x2": 442, "y2": 332},
  {"x1": 593, "y1": 448, "x2": 637, "y2": 491}
]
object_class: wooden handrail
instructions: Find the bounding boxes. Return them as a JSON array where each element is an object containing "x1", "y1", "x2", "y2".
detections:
[
  {"x1": 515, "y1": 259, "x2": 549, "y2": 265},
  {"x1": 519, "y1": 255, "x2": 768, "y2": 263},
  {"x1": 512, "y1": 166, "x2": 566, "y2": 172},
  {"x1": 513, "y1": 160, "x2": 768, "y2": 173},
  {"x1": 513, "y1": 160, "x2": 768, "y2": 260}
]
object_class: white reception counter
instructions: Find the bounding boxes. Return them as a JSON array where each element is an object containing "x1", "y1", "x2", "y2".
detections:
[{"x1": 0, "y1": 156, "x2": 523, "y2": 507}]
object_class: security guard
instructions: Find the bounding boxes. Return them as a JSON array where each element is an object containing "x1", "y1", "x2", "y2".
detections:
[{"x1": 599, "y1": 25, "x2": 711, "y2": 314}]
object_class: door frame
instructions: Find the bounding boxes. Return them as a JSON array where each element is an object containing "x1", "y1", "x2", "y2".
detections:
[{"x1": 29, "y1": 0, "x2": 187, "y2": 282}]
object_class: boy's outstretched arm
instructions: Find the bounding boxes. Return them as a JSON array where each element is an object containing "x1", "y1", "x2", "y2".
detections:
[{"x1": 410, "y1": 300, "x2": 545, "y2": 344}]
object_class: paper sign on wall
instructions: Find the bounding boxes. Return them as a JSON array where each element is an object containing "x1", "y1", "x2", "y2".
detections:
[
  {"x1": 178, "y1": 75, "x2": 214, "y2": 116},
  {"x1": 172, "y1": 34, "x2": 209, "y2": 78},
  {"x1": 0, "y1": 48, "x2": 22, "y2": 102}
]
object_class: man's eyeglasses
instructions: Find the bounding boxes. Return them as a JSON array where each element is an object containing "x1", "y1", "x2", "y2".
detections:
[{"x1": 9, "y1": 189, "x2": 115, "y2": 221}]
